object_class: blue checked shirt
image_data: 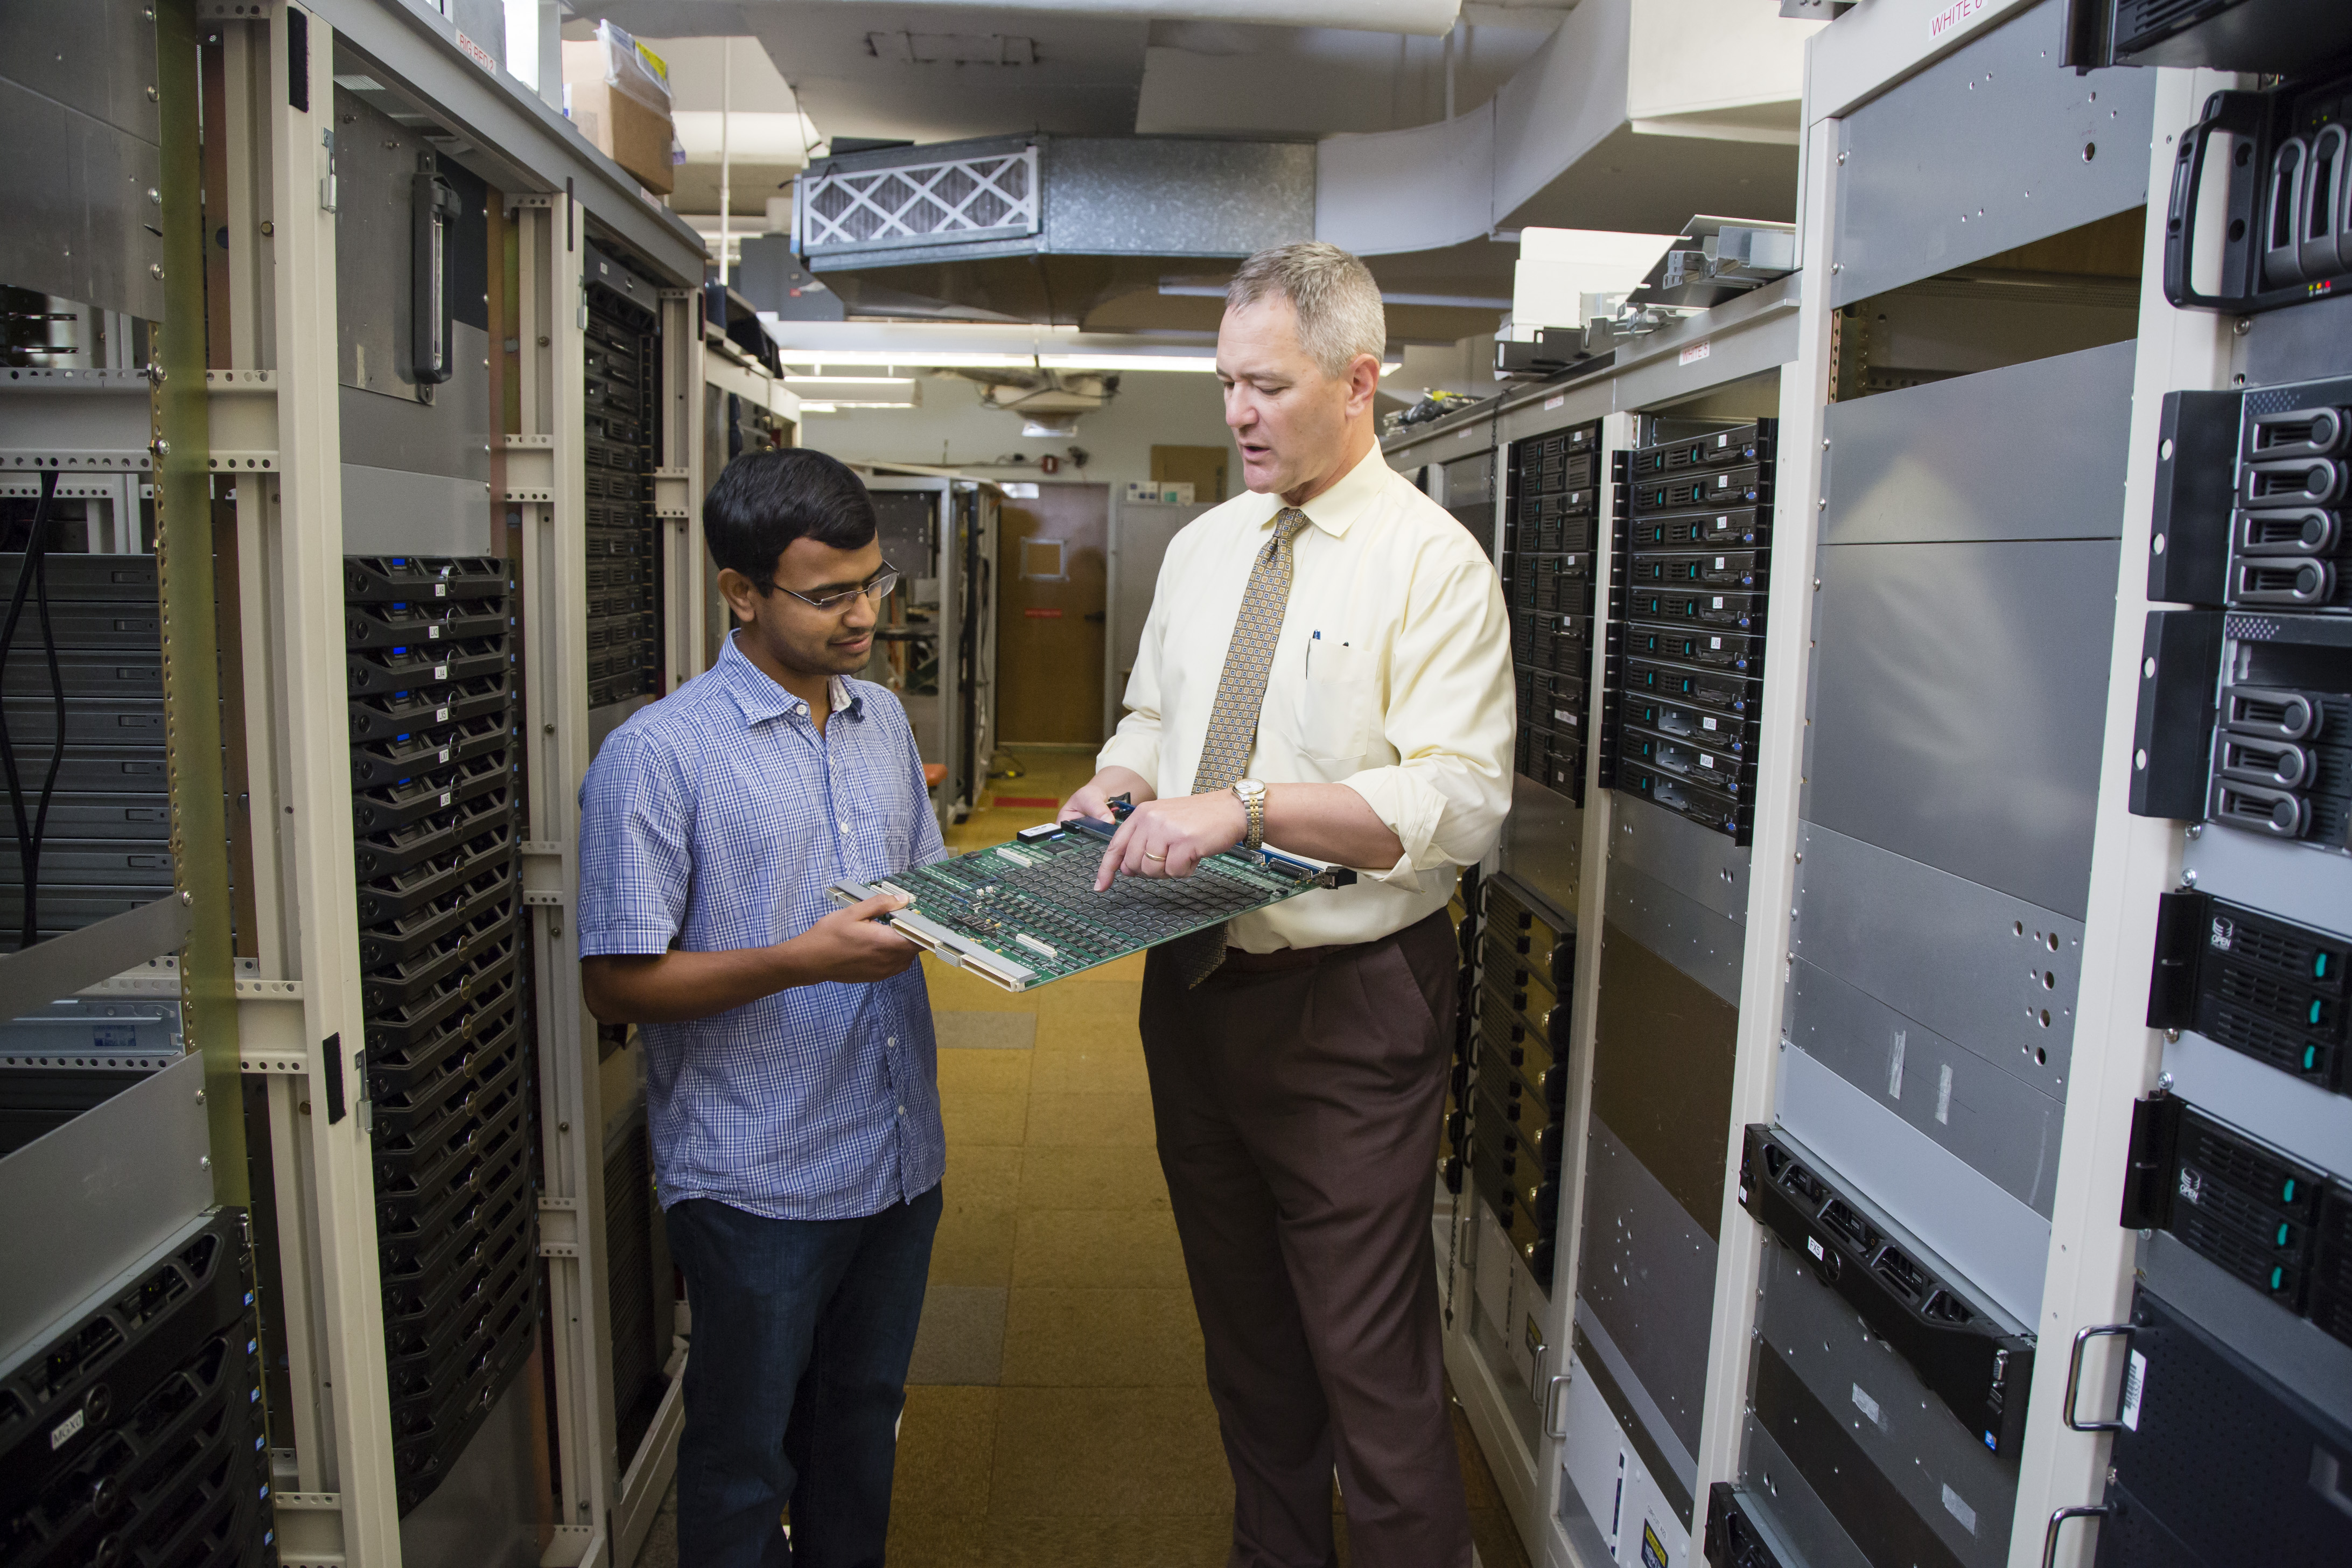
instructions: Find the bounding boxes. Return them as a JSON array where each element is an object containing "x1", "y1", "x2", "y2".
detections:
[{"x1": 575, "y1": 633, "x2": 947, "y2": 1221}]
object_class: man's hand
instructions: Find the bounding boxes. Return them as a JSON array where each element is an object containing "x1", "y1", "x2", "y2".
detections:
[
  {"x1": 1095, "y1": 790, "x2": 1249, "y2": 890},
  {"x1": 582, "y1": 893, "x2": 916, "y2": 1025},
  {"x1": 1058, "y1": 765, "x2": 1156, "y2": 826},
  {"x1": 792, "y1": 893, "x2": 921, "y2": 982}
]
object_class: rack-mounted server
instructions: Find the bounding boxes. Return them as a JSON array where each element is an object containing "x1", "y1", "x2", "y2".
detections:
[
  {"x1": 2121, "y1": 1090, "x2": 2350, "y2": 1342},
  {"x1": 1504, "y1": 422, "x2": 1601, "y2": 803},
  {"x1": 1604, "y1": 421, "x2": 1777, "y2": 843},
  {"x1": 2147, "y1": 890, "x2": 2349, "y2": 1094},
  {"x1": 344, "y1": 555, "x2": 540, "y2": 1514},
  {"x1": 0, "y1": 1209, "x2": 274, "y2": 1568},
  {"x1": 1469, "y1": 874, "x2": 1574, "y2": 1284},
  {"x1": 0, "y1": 552, "x2": 173, "y2": 947},
  {"x1": 584, "y1": 247, "x2": 664, "y2": 712},
  {"x1": 1741, "y1": 1124, "x2": 2036, "y2": 1462}
]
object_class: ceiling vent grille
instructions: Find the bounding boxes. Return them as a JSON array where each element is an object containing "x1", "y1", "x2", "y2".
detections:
[{"x1": 797, "y1": 146, "x2": 1039, "y2": 256}]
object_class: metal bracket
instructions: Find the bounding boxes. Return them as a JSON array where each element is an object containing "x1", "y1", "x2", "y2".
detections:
[
  {"x1": 650, "y1": 466, "x2": 691, "y2": 520},
  {"x1": 501, "y1": 432, "x2": 554, "y2": 502},
  {"x1": 538, "y1": 1194, "x2": 581, "y2": 1258},
  {"x1": 198, "y1": 1, "x2": 278, "y2": 14},
  {"x1": 522, "y1": 839, "x2": 567, "y2": 907},
  {"x1": 1, "y1": 366, "x2": 158, "y2": 475},
  {"x1": 236, "y1": 977, "x2": 308, "y2": 1073},
  {"x1": 206, "y1": 368, "x2": 279, "y2": 473},
  {"x1": 274, "y1": 1489, "x2": 345, "y2": 1568}
]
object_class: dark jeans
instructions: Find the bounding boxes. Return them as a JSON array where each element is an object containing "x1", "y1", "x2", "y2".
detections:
[{"x1": 665, "y1": 1186, "x2": 943, "y2": 1568}]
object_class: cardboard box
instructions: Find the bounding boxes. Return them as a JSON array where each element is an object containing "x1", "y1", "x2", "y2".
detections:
[{"x1": 563, "y1": 41, "x2": 675, "y2": 195}]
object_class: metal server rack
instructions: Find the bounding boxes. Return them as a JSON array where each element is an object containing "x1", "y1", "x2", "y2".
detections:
[
  {"x1": 1397, "y1": 6, "x2": 2352, "y2": 1568},
  {"x1": 0, "y1": 2, "x2": 268, "y2": 1565},
  {"x1": 170, "y1": 3, "x2": 709, "y2": 1564}
]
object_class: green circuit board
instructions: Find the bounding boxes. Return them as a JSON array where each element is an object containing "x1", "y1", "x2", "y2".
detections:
[{"x1": 836, "y1": 820, "x2": 1349, "y2": 991}]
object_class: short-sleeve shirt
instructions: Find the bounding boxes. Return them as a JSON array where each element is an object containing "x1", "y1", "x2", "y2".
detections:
[{"x1": 575, "y1": 632, "x2": 947, "y2": 1220}]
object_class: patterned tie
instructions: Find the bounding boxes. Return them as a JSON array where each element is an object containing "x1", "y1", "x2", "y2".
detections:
[{"x1": 1170, "y1": 507, "x2": 1312, "y2": 988}]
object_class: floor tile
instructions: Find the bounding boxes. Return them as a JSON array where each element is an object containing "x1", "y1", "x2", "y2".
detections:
[
  {"x1": 987, "y1": 1386, "x2": 1231, "y2": 1517},
  {"x1": 929, "y1": 1203, "x2": 1018, "y2": 1288},
  {"x1": 1017, "y1": 1147, "x2": 1172, "y2": 1212},
  {"x1": 947, "y1": 1144, "x2": 1024, "y2": 1211},
  {"x1": 886, "y1": 1511, "x2": 986, "y2": 1566},
  {"x1": 937, "y1": 1011, "x2": 1040, "y2": 1052},
  {"x1": 999, "y1": 1287, "x2": 1205, "y2": 1387},
  {"x1": 1012, "y1": 1208, "x2": 1190, "y2": 1289},
  {"x1": 894, "y1": 1384, "x2": 1000, "y2": 1515},
  {"x1": 907, "y1": 1284, "x2": 1007, "y2": 1386},
  {"x1": 937, "y1": 1049, "x2": 1033, "y2": 1095},
  {"x1": 978, "y1": 1514, "x2": 1234, "y2": 1567},
  {"x1": 1026, "y1": 1048, "x2": 1153, "y2": 1095},
  {"x1": 1023, "y1": 1090, "x2": 1159, "y2": 1148},
  {"x1": 942, "y1": 1090, "x2": 1030, "y2": 1147}
]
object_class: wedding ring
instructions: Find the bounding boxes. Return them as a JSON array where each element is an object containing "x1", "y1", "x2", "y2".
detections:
[{"x1": 1143, "y1": 849, "x2": 1167, "y2": 862}]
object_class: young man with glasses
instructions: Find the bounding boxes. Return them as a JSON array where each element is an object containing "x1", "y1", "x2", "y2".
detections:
[{"x1": 577, "y1": 448, "x2": 944, "y2": 1568}]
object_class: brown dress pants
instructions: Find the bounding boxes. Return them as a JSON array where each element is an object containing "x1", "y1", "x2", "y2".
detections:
[{"x1": 1139, "y1": 908, "x2": 1472, "y2": 1568}]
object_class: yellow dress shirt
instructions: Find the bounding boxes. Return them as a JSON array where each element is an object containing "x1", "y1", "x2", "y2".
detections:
[{"x1": 1096, "y1": 443, "x2": 1517, "y2": 951}]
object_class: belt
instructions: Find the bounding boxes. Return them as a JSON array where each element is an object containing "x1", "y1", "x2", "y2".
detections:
[{"x1": 1214, "y1": 908, "x2": 1449, "y2": 975}]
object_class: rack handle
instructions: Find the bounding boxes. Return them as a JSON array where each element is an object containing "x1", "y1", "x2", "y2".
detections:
[
  {"x1": 2042, "y1": 1504, "x2": 2113, "y2": 1568},
  {"x1": 2063, "y1": 1322, "x2": 2136, "y2": 1432}
]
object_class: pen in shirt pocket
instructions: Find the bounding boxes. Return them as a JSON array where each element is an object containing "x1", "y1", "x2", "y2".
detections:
[{"x1": 1308, "y1": 628, "x2": 1319, "y2": 678}]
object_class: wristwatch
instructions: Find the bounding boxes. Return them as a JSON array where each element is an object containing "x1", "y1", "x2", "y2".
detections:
[{"x1": 1230, "y1": 779, "x2": 1268, "y2": 853}]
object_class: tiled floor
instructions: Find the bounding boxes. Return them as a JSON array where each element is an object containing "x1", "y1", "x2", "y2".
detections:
[{"x1": 632, "y1": 749, "x2": 1532, "y2": 1568}]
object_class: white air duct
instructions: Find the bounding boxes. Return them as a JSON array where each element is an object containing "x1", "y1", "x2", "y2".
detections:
[{"x1": 787, "y1": 0, "x2": 1466, "y2": 38}]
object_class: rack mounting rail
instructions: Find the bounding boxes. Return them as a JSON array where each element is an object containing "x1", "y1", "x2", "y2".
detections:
[{"x1": 831, "y1": 814, "x2": 1355, "y2": 992}]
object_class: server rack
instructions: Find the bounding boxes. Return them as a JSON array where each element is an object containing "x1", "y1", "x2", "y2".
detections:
[{"x1": 862, "y1": 477, "x2": 999, "y2": 824}]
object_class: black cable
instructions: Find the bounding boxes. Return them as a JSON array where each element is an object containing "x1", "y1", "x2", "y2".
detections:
[{"x1": 0, "y1": 469, "x2": 60, "y2": 948}]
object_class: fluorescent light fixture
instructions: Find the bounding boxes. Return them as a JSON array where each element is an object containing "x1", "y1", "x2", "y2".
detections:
[
  {"x1": 796, "y1": 402, "x2": 839, "y2": 413},
  {"x1": 1157, "y1": 282, "x2": 1509, "y2": 310},
  {"x1": 773, "y1": 349, "x2": 1039, "y2": 369},
  {"x1": 781, "y1": 375, "x2": 915, "y2": 386},
  {"x1": 1037, "y1": 353, "x2": 1220, "y2": 373}
]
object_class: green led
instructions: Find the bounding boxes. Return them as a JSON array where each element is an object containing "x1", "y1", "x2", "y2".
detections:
[
  {"x1": 2272, "y1": 1266, "x2": 2285, "y2": 1291},
  {"x1": 2313, "y1": 999, "x2": 2326, "y2": 1026},
  {"x1": 2278, "y1": 1222, "x2": 2292, "y2": 1247},
  {"x1": 2316, "y1": 951, "x2": 2330, "y2": 980},
  {"x1": 2308, "y1": 1046, "x2": 2321, "y2": 1071},
  {"x1": 2284, "y1": 1177, "x2": 2298, "y2": 1203}
]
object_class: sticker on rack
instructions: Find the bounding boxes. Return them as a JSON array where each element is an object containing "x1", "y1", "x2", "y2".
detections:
[
  {"x1": 1641, "y1": 1521, "x2": 1669, "y2": 1568},
  {"x1": 2120, "y1": 1349, "x2": 2147, "y2": 1431}
]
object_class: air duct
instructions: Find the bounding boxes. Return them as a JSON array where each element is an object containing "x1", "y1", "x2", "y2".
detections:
[{"x1": 786, "y1": 0, "x2": 1466, "y2": 38}]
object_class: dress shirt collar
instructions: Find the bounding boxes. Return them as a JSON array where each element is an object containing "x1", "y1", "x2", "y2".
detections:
[
  {"x1": 715, "y1": 631, "x2": 863, "y2": 729},
  {"x1": 1245, "y1": 441, "x2": 1390, "y2": 541}
]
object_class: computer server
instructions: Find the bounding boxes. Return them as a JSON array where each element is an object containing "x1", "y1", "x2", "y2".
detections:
[
  {"x1": 344, "y1": 556, "x2": 540, "y2": 1514},
  {"x1": 2068, "y1": 1285, "x2": 2352, "y2": 1567},
  {"x1": 583, "y1": 248, "x2": 664, "y2": 712},
  {"x1": 1441, "y1": 869, "x2": 1480, "y2": 1198},
  {"x1": 0, "y1": 1209, "x2": 274, "y2": 1568},
  {"x1": 1504, "y1": 422, "x2": 1602, "y2": 803},
  {"x1": 1603, "y1": 421, "x2": 1777, "y2": 843},
  {"x1": 1470, "y1": 873, "x2": 1575, "y2": 1284},
  {"x1": 1741, "y1": 1124, "x2": 2037, "y2": 1461},
  {"x1": 2120, "y1": 1091, "x2": 2350, "y2": 1343},
  {"x1": 0, "y1": 552, "x2": 172, "y2": 947},
  {"x1": 2161, "y1": 59, "x2": 2352, "y2": 316}
]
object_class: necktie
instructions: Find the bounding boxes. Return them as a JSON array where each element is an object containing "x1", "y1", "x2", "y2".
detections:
[{"x1": 1169, "y1": 507, "x2": 1312, "y2": 988}]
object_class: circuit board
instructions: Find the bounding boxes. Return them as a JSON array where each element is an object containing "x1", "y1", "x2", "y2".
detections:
[{"x1": 831, "y1": 816, "x2": 1355, "y2": 991}]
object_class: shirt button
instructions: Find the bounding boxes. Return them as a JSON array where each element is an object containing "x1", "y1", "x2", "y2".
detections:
[
  {"x1": 887, "y1": 1036, "x2": 897, "y2": 1047},
  {"x1": 897, "y1": 1105, "x2": 906, "y2": 1116}
]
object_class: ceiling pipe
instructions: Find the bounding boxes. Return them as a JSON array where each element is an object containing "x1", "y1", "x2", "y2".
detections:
[{"x1": 781, "y1": 0, "x2": 1466, "y2": 38}]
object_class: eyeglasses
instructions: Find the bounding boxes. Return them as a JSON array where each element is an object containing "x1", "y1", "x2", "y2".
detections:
[{"x1": 765, "y1": 564, "x2": 900, "y2": 613}]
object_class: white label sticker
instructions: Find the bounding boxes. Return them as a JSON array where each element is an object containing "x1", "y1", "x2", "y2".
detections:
[
  {"x1": 2121, "y1": 1349, "x2": 2146, "y2": 1430},
  {"x1": 1851, "y1": 1383, "x2": 1882, "y2": 1427},
  {"x1": 435, "y1": 706, "x2": 450, "y2": 723},
  {"x1": 1679, "y1": 340, "x2": 1712, "y2": 366},
  {"x1": 1712, "y1": 596, "x2": 1725, "y2": 608},
  {"x1": 1936, "y1": 1062, "x2": 1955, "y2": 1125},
  {"x1": 1544, "y1": 394, "x2": 1565, "y2": 411},
  {"x1": 1714, "y1": 556, "x2": 1726, "y2": 569},
  {"x1": 438, "y1": 791, "x2": 452, "y2": 807},
  {"x1": 50, "y1": 1407, "x2": 85, "y2": 1450},
  {"x1": 1942, "y1": 1483, "x2": 1978, "y2": 1536},
  {"x1": 1805, "y1": 1235, "x2": 1826, "y2": 1262},
  {"x1": 1554, "y1": 708, "x2": 1575, "y2": 724},
  {"x1": 1710, "y1": 636, "x2": 1723, "y2": 649},
  {"x1": 436, "y1": 747, "x2": 451, "y2": 764},
  {"x1": 433, "y1": 583, "x2": 447, "y2": 597},
  {"x1": 1702, "y1": 716, "x2": 1718, "y2": 731},
  {"x1": 1888, "y1": 1030, "x2": 1907, "y2": 1098},
  {"x1": 1459, "y1": 427, "x2": 1475, "y2": 439},
  {"x1": 427, "y1": 625, "x2": 442, "y2": 639},
  {"x1": 432, "y1": 663, "x2": 448, "y2": 680},
  {"x1": 1700, "y1": 754, "x2": 1716, "y2": 769}
]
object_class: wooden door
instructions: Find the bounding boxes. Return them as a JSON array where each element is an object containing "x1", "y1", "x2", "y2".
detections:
[
  {"x1": 1151, "y1": 443, "x2": 1229, "y2": 503},
  {"x1": 996, "y1": 483, "x2": 1108, "y2": 745}
]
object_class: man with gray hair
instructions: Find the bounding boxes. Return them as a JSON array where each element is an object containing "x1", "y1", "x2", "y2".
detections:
[{"x1": 1059, "y1": 241, "x2": 1515, "y2": 1566}]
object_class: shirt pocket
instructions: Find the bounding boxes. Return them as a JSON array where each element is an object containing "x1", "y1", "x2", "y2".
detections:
[{"x1": 1293, "y1": 640, "x2": 1376, "y2": 764}]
